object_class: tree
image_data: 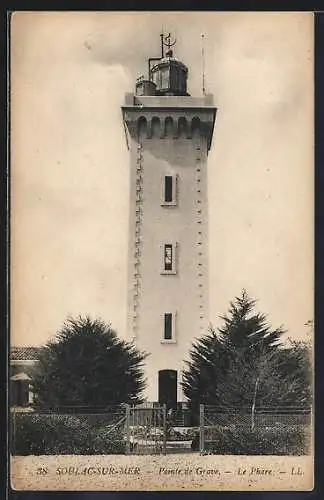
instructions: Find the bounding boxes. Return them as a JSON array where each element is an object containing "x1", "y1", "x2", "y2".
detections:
[
  {"x1": 182, "y1": 290, "x2": 312, "y2": 425},
  {"x1": 31, "y1": 316, "x2": 147, "y2": 410}
]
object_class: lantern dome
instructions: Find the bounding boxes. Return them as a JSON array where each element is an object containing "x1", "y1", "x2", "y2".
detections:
[
  {"x1": 150, "y1": 53, "x2": 189, "y2": 96},
  {"x1": 134, "y1": 35, "x2": 190, "y2": 97}
]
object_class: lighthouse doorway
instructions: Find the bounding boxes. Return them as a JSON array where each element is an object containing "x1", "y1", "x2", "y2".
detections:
[{"x1": 158, "y1": 369, "x2": 177, "y2": 409}]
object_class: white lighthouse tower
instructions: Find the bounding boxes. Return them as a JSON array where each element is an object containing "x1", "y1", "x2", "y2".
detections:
[{"x1": 122, "y1": 34, "x2": 216, "y2": 407}]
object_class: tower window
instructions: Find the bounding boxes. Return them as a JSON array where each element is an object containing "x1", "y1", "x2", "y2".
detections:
[
  {"x1": 165, "y1": 176, "x2": 173, "y2": 203},
  {"x1": 161, "y1": 242, "x2": 177, "y2": 274},
  {"x1": 161, "y1": 174, "x2": 178, "y2": 206},
  {"x1": 161, "y1": 311, "x2": 177, "y2": 343},
  {"x1": 164, "y1": 313, "x2": 172, "y2": 340},
  {"x1": 164, "y1": 244, "x2": 173, "y2": 271}
]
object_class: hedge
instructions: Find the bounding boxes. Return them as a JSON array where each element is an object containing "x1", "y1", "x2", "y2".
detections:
[
  {"x1": 201, "y1": 425, "x2": 311, "y2": 455},
  {"x1": 11, "y1": 414, "x2": 126, "y2": 455},
  {"x1": 11, "y1": 415, "x2": 311, "y2": 456}
]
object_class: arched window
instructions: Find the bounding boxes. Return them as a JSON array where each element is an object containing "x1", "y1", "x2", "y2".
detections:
[
  {"x1": 191, "y1": 117, "x2": 201, "y2": 136},
  {"x1": 11, "y1": 373, "x2": 32, "y2": 407},
  {"x1": 178, "y1": 117, "x2": 188, "y2": 137},
  {"x1": 164, "y1": 117, "x2": 174, "y2": 138},
  {"x1": 137, "y1": 117, "x2": 147, "y2": 139},
  {"x1": 151, "y1": 116, "x2": 161, "y2": 138}
]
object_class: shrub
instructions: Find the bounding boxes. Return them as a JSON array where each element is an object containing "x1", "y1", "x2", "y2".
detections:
[
  {"x1": 11, "y1": 414, "x2": 126, "y2": 455},
  {"x1": 191, "y1": 432, "x2": 200, "y2": 451},
  {"x1": 90, "y1": 426, "x2": 126, "y2": 455},
  {"x1": 204, "y1": 425, "x2": 311, "y2": 455},
  {"x1": 169, "y1": 427, "x2": 199, "y2": 441}
]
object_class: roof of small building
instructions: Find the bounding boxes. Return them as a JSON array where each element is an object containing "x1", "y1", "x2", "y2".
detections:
[
  {"x1": 10, "y1": 346, "x2": 42, "y2": 360},
  {"x1": 11, "y1": 373, "x2": 32, "y2": 381}
]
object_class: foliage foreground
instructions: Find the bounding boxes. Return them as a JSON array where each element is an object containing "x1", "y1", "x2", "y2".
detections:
[
  {"x1": 182, "y1": 291, "x2": 312, "y2": 425},
  {"x1": 31, "y1": 316, "x2": 147, "y2": 410}
]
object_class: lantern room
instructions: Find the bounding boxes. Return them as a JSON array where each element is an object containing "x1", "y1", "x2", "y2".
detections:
[
  {"x1": 150, "y1": 55, "x2": 188, "y2": 96},
  {"x1": 135, "y1": 33, "x2": 189, "y2": 97}
]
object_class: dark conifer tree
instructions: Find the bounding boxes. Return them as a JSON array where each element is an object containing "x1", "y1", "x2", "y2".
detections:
[
  {"x1": 182, "y1": 290, "x2": 311, "y2": 424},
  {"x1": 31, "y1": 316, "x2": 147, "y2": 411}
]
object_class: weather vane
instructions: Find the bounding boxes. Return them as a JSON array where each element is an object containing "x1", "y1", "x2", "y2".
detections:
[{"x1": 160, "y1": 32, "x2": 176, "y2": 58}]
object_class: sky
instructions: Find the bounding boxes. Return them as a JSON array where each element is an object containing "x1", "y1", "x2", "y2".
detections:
[{"x1": 10, "y1": 12, "x2": 314, "y2": 346}]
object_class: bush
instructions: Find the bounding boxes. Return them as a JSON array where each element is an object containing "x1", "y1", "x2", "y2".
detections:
[
  {"x1": 169, "y1": 427, "x2": 199, "y2": 441},
  {"x1": 11, "y1": 414, "x2": 126, "y2": 455},
  {"x1": 204, "y1": 425, "x2": 311, "y2": 455},
  {"x1": 191, "y1": 432, "x2": 200, "y2": 451},
  {"x1": 91, "y1": 426, "x2": 126, "y2": 455}
]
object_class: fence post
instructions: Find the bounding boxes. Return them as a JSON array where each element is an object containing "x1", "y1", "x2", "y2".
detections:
[
  {"x1": 162, "y1": 404, "x2": 167, "y2": 455},
  {"x1": 199, "y1": 404, "x2": 205, "y2": 454},
  {"x1": 251, "y1": 376, "x2": 260, "y2": 431},
  {"x1": 125, "y1": 404, "x2": 130, "y2": 455},
  {"x1": 12, "y1": 407, "x2": 16, "y2": 455}
]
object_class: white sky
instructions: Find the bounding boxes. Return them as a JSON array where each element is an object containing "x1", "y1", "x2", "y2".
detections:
[{"x1": 10, "y1": 12, "x2": 314, "y2": 346}]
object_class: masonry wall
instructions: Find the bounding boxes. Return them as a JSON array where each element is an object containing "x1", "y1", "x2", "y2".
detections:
[{"x1": 126, "y1": 128, "x2": 210, "y2": 402}]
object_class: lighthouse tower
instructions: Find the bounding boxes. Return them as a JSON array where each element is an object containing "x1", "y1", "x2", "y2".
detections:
[{"x1": 122, "y1": 35, "x2": 216, "y2": 406}]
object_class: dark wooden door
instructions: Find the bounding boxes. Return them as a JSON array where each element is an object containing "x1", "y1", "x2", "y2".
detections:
[{"x1": 158, "y1": 369, "x2": 177, "y2": 409}]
